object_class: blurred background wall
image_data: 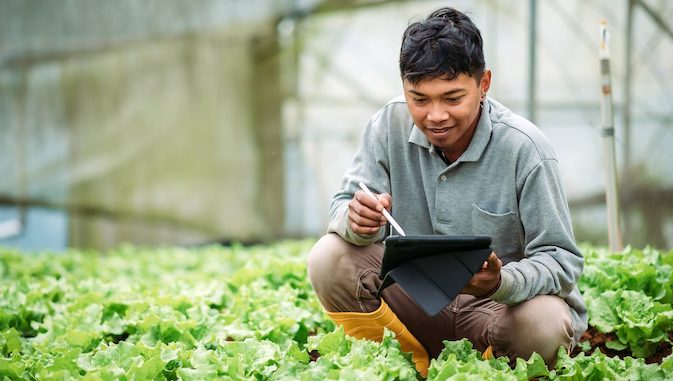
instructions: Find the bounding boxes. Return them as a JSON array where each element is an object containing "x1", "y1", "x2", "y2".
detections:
[
  {"x1": 0, "y1": 0, "x2": 293, "y2": 249},
  {"x1": 1, "y1": 0, "x2": 672, "y2": 251}
]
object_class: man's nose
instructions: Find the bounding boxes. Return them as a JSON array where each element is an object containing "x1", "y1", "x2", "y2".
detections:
[{"x1": 427, "y1": 104, "x2": 449, "y2": 124}]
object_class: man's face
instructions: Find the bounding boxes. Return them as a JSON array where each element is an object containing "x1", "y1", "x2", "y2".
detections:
[{"x1": 403, "y1": 71, "x2": 491, "y2": 162}]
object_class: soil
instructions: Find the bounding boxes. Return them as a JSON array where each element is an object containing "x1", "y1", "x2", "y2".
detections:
[{"x1": 572, "y1": 326, "x2": 672, "y2": 364}]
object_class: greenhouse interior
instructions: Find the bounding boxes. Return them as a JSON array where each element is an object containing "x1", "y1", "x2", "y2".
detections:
[{"x1": 1, "y1": 0, "x2": 673, "y2": 379}]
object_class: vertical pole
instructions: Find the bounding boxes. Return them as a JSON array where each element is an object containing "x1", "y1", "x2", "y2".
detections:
[
  {"x1": 622, "y1": 0, "x2": 634, "y2": 243},
  {"x1": 623, "y1": 0, "x2": 634, "y2": 174},
  {"x1": 599, "y1": 20, "x2": 624, "y2": 251},
  {"x1": 527, "y1": 0, "x2": 537, "y2": 123}
]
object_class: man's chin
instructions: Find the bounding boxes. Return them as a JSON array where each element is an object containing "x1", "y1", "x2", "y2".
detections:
[{"x1": 426, "y1": 135, "x2": 451, "y2": 148}]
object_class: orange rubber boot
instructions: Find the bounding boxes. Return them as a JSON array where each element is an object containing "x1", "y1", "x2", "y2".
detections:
[{"x1": 326, "y1": 300, "x2": 430, "y2": 377}]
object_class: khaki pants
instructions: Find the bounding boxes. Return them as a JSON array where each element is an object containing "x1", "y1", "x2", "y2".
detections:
[{"x1": 307, "y1": 233, "x2": 575, "y2": 365}]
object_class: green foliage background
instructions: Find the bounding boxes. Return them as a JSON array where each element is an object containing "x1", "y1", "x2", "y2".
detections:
[{"x1": 1, "y1": 241, "x2": 672, "y2": 380}]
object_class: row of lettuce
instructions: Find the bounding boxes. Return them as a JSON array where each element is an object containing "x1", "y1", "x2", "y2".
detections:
[
  {"x1": 0, "y1": 241, "x2": 672, "y2": 380},
  {"x1": 579, "y1": 245, "x2": 673, "y2": 358}
]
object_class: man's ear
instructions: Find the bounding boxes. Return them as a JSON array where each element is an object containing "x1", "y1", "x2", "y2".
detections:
[{"x1": 480, "y1": 69, "x2": 492, "y2": 96}]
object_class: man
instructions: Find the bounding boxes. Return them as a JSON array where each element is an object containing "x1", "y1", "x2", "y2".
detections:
[{"x1": 306, "y1": 6, "x2": 587, "y2": 377}]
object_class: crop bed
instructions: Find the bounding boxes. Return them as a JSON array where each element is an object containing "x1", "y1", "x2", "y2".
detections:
[{"x1": 1, "y1": 241, "x2": 672, "y2": 380}]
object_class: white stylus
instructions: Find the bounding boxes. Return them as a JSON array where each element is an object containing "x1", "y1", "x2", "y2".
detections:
[{"x1": 358, "y1": 182, "x2": 406, "y2": 236}]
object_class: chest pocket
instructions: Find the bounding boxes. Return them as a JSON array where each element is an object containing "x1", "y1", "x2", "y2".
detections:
[{"x1": 471, "y1": 204, "x2": 524, "y2": 265}]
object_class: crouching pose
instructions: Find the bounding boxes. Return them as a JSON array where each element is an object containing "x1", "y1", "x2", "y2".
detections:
[{"x1": 307, "y1": 6, "x2": 587, "y2": 377}]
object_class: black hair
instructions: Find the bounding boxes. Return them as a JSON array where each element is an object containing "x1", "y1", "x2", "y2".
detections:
[{"x1": 399, "y1": 7, "x2": 485, "y2": 84}]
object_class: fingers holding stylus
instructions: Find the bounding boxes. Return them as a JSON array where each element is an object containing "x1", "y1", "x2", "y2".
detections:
[
  {"x1": 365, "y1": 191, "x2": 392, "y2": 212},
  {"x1": 355, "y1": 182, "x2": 407, "y2": 236},
  {"x1": 349, "y1": 191, "x2": 390, "y2": 233}
]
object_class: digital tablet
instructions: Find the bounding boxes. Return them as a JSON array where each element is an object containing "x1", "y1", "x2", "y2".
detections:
[
  {"x1": 380, "y1": 235, "x2": 491, "y2": 275},
  {"x1": 378, "y1": 235, "x2": 493, "y2": 316}
]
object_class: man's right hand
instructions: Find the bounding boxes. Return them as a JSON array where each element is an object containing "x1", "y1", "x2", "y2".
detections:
[{"x1": 348, "y1": 190, "x2": 392, "y2": 235}]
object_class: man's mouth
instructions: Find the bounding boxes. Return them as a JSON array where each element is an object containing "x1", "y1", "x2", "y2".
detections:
[{"x1": 427, "y1": 126, "x2": 453, "y2": 136}]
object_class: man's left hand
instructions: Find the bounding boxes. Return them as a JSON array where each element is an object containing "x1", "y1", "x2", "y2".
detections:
[{"x1": 462, "y1": 251, "x2": 502, "y2": 297}]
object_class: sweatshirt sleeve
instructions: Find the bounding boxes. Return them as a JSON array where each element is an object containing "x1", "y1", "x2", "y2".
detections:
[
  {"x1": 327, "y1": 110, "x2": 391, "y2": 246},
  {"x1": 489, "y1": 159, "x2": 584, "y2": 304}
]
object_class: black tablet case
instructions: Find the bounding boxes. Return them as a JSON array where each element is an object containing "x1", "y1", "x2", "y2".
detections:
[{"x1": 377, "y1": 235, "x2": 492, "y2": 316}]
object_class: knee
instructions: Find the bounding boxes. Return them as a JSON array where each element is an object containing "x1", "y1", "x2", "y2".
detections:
[
  {"x1": 307, "y1": 234, "x2": 384, "y2": 313},
  {"x1": 307, "y1": 233, "x2": 365, "y2": 312},
  {"x1": 496, "y1": 295, "x2": 573, "y2": 367},
  {"x1": 307, "y1": 234, "x2": 346, "y2": 285}
]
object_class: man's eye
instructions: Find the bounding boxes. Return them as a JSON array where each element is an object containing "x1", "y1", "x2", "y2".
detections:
[
  {"x1": 445, "y1": 97, "x2": 461, "y2": 103},
  {"x1": 413, "y1": 98, "x2": 428, "y2": 104}
]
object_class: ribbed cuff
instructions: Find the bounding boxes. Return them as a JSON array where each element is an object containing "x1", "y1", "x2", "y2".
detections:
[
  {"x1": 328, "y1": 205, "x2": 380, "y2": 246},
  {"x1": 487, "y1": 269, "x2": 515, "y2": 302}
]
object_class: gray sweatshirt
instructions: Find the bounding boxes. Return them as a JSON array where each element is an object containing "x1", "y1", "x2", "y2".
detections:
[{"x1": 327, "y1": 96, "x2": 587, "y2": 341}]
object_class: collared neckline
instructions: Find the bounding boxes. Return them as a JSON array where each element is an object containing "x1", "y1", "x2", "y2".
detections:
[{"x1": 408, "y1": 100, "x2": 493, "y2": 162}]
